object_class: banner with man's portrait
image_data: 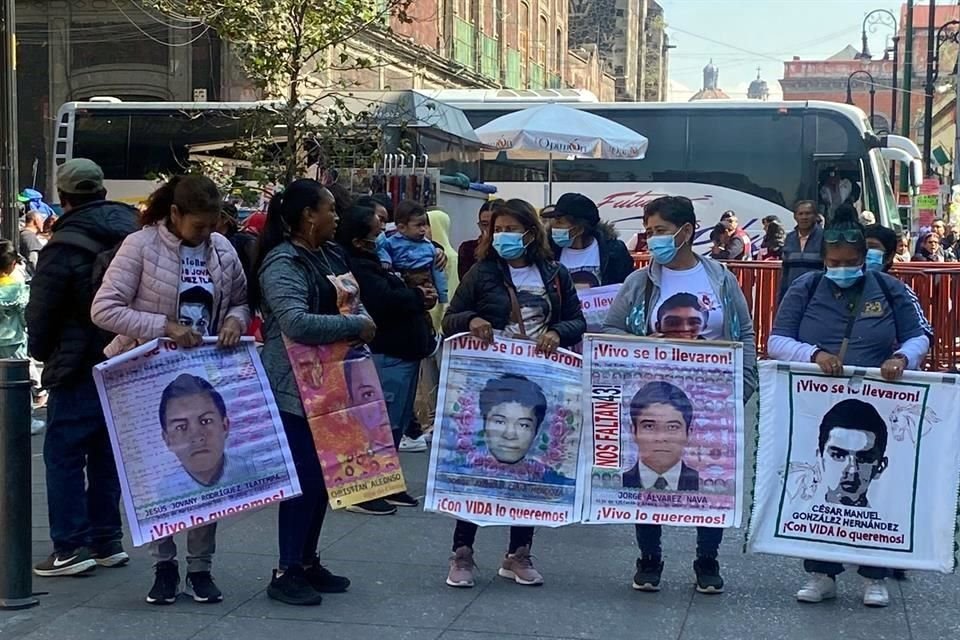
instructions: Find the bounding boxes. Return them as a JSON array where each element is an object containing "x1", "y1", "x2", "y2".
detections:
[
  {"x1": 425, "y1": 334, "x2": 583, "y2": 527},
  {"x1": 748, "y1": 361, "x2": 960, "y2": 573},
  {"x1": 286, "y1": 339, "x2": 406, "y2": 508},
  {"x1": 580, "y1": 334, "x2": 744, "y2": 528},
  {"x1": 93, "y1": 338, "x2": 301, "y2": 547}
]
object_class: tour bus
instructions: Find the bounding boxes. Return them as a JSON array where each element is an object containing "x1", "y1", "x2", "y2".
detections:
[
  {"x1": 430, "y1": 89, "x2": 904, "y2": 250},
  {"x1": 52, "y1": 98, "x2": 284, "y2": 206}
]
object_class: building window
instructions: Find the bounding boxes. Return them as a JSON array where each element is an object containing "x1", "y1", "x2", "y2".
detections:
[
  {"x1": 519, "y1": 1, "x2": 530, "y2": 84},
  {"x1": 537, "y1": 15, "x2": 547, "y2": 66},
  {"x1": 555, "y1": 28, "x2": 563, "y2": 73}
]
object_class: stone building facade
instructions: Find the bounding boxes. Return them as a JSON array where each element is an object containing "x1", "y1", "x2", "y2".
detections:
[{"x1": 567, "y1": 0, "x2": 668, "y2": 102}]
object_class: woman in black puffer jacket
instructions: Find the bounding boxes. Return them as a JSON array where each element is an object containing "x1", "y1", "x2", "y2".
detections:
[{"x1": 440, "y1": 198, "x2": 585, "y2": 590}]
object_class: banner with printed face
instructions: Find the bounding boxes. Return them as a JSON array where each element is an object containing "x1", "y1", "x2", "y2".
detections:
[
  {"x1": 286, "y1": 340, "x2": 406, "y2": 508},
  {"x1": 577, "y1": 284, "x2": 621, "y2": 333},
  {"x1": 93, "y1": 338, "x2": 301, "y2": 547},
  {"x1": 425, "y1": 334, "x2": 584, "y2": 527},
  {"x1": 580, "y1": 334, "x2": 744, "y2": 528},
  {"x1": 748, "y1": 361, "x2": 960, "y2": 573}
]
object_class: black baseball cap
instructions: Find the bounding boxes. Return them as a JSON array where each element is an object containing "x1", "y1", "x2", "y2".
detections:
[{"x1": 544, "y1": 193, "x2": 600, "y2": 226}]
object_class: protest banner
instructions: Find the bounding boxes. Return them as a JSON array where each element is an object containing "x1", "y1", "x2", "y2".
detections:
[
  {"x1": 580, "y1": 334, "x2": 744, "y2": 528},
  {"x1": 425, "y1": 333, "x2": 583, "y2": 527},
  {"x1": 748, "y1": 361, "x2": 960, "y2": 573},
  {"x1": 286, "y1": 339, "x2": 406, "y2": 508},
  {"x1": 578, "y1": 284, "x2": 621, "y2": 333},
  {"x1": 93, "y1": 338, "x2": 301, "y2": 547}
]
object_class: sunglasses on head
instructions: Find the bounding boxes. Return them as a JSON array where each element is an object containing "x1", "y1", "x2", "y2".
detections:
[{"x1": 824, "y1": 229, "x2": 863, "y2": 244}]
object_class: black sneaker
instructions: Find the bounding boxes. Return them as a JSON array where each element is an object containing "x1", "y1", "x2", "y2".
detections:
[
  {"x1": 185, "y1": 571, "x2": 223, "y2": 603},
  {"x1": 34, "y1": 548, "x2": 97, "y2": 577},
  {"x1": 267, "y1": 566, "x2": 324, "y2": 606},
  {"x1": 345, "y1": 498, "x2": 397, "y2": 515},
  {"x1": 91, "y1": 541, "x2": 130, "y2": 568},
  {"x1": 632, "y1": 556, "x2": 663, "y2": 592},
  {"x1": 384, "y1": 491, "x2": 419, "y2": 508},
  {"x1": 693, "y1": 557, "x2": 724, "y2": 594},
  {"x1": 146, "y1": 562, "x2": 179, "y2": 605},
  {"x1": 304, "y1": 564, "x2": 351, "y2": 593}
]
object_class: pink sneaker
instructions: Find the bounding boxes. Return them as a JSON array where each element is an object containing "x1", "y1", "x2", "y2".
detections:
[
  {"x1": 446, "y1": 546, "x2": 476, "y2": 588},
  {"x1": 498, "y1": 546, "x2": 543, "y2": 586}
]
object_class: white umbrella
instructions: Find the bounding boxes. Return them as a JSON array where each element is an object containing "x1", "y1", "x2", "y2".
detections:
[{"x1": 475, "y1": 103, "x2": 648, "y2": 202}]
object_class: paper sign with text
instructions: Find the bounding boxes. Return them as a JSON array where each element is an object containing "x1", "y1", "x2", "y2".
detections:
[
  {"x1": 577, "y1": 284, "x2": 621, "y2": 333},
  {"x1": 580, "y1": 334, "x2": 744, "y2": 528},
  {"x1": 425, "y1": 334, "x2": 584, "y2": 527},
  {"x1": 94, "y1": 338, "x2": 301, "y2": 547},
  {"x1": 748, "y1": 361, "x2": 960, "y2": 572},
  {"x1": 285, "y1": 339, "x2": 406, "y2": 508}
]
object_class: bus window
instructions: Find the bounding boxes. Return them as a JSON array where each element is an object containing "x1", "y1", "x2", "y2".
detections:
[
  {"x1": 686, "y1": 112, "x2": 803, "y2": 208},
  {"x1": 72, "y1": 113, "x2": 130, "y2": 179}
]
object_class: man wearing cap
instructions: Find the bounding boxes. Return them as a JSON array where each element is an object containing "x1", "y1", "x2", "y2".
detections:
[
  {"x1": 543, "y1": 193, "x2": 634, "y2": 289},
  {"x1": 26, "y1": 158, "x2": 140, "y2": 577}
]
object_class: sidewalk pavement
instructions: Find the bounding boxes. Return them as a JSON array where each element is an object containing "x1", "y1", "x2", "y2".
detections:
[{"x1": 3, "y1": 427, "x2": 960, "y2": 640}]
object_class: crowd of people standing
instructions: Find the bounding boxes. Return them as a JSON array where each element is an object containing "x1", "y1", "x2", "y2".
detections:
[{"x1": 0, "y1": 156, "x2": 941, "y2": 611}]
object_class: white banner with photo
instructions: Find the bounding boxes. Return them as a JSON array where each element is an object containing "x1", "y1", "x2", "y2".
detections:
[
  {"x1": 748, "y1": 361, "x2": 960, "y2": 573},
  {"x1": 580, "y1": 334, "x2": 745, "y2": 528},
  {"x1": 577, "y1": 284, "x2": 621, "y2": 334},
  {"x1": 93, "y1": 338, "x2": 301, "y2": 547},
  {"x1": 425, "y1": 334, "x2": 584, "y2": 527}
]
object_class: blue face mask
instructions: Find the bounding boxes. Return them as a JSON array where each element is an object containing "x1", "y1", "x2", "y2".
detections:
[
  {"x1": 492, "y1": 232, "x2": 528, "y2": 260},
  {"x1": 865, "y1": 248, "x2": 885, "y2": 272},
  {"x1": 648, "y1": 228, "x2": 683, "y2": 265},
  {"x1": 551, "y1": 228, "x2": 575, "y2": 248},
  {"x1": 825, "y1": 265, "x2": 864, "y2": 288}
]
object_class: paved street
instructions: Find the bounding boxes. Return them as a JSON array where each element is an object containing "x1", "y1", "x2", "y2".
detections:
[{"x1": 3, "y1": 409, "x2": 960, "y2": 640}]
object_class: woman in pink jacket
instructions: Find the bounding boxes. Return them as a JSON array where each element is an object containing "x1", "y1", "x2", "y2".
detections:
[{"x1": 91, "y1": 175, "x2": 249, "y2": 606}]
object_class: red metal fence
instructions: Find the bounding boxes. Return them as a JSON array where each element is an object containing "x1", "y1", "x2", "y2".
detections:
[{"x1": 631, "y1": 255, "x2": 960, "y2": 371}]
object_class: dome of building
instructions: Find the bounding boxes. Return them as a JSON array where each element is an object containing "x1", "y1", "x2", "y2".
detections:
[
  {"x1": 747, "y1": 68, "x2": 769, "y2": 101},
  {"x1": 689, "y1": 59, "x2": 730, "y2": 101}
]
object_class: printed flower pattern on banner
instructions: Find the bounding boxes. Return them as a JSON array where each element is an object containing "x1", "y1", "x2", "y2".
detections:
[{"x1": 443, "y1": 389, "x2": 577, "y2": 486}]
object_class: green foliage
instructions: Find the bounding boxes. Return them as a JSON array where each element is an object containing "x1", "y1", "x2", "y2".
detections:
[{"x1": 144, "y1": 0, "x2": 413, "y2": 188}]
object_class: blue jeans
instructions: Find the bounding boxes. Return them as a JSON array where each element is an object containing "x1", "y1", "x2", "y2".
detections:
[
  {"x1": 43, "y1": 378, "x2": 123, "y2": 553},
  {"x1": 373, "y1": 354, "x2": 420, "y2": 447},
  {"x1": 635, "y1": 524, "x2": 723, "y2": 560}
]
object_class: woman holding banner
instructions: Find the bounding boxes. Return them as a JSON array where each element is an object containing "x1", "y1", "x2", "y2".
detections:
[
  {"x1": 769, "y1": 205, "x2": 929, "y2": 608},
  {"x1": 336, "y1": 203, "x2": 435, "y2": 510},
  {"x1": 91, "y1": 175, "x2": 250, "y2": 606},
  {"x1": 441, "y1": 198, "x2": 586, "y2": 588},
  {"x1": 254, "y1": 179, "x2": 368, "y2": 606},
  {"x1": 603, "y1": 195, "x2": 757, "y2": 595}
]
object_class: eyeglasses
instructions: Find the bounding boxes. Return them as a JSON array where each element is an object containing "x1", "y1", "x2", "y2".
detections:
[{"x1": 824, "y1": 229, "x2": 864, "y2": 244}]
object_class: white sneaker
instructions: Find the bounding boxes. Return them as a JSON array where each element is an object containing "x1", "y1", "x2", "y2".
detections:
[
  {"x1": 863, "y1": 579, "x2": 890, "y2": 607},
  {"x1": 796, "y1": 573, "x2": 836, "y2": 603},
  {"x1": 30, "y1": 419, "x2": 46, "y2": 436},
  {"x1": 399, "y1": 435, "x2": 428, "y2": 452}
]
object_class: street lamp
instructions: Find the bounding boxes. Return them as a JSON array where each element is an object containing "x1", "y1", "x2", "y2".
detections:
[
  {"x1": 856, "y1": 9, "x2": 899, "y2": 133},
  {"x1": 846, "y1": 69, "x2": 877, "y2": 127},
  {"x1": 922, "y1": 19, "x2": 960, "y2": 177}
]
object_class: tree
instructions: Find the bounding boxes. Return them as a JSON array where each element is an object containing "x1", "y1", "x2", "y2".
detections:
[{"x1": 144, "y1": 0, "x2": 413, "y2": 190}]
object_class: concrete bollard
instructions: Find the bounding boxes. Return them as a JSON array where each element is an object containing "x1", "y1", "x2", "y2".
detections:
[{"x1": 0, "y1": 359, "x2": 39, "y2": 609}]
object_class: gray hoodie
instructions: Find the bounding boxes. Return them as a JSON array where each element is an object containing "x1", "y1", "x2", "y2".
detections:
[{"x1": 603, "y1": 255, "x2": 758, "y2": 399}]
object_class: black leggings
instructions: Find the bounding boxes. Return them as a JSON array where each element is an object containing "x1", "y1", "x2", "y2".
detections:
[
  {"x1": 278, "y1": 411, "x2": 328, "y2": 569},
  {"x1": 452, "y1": 520, "x2": 534, "y2": 554}
]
